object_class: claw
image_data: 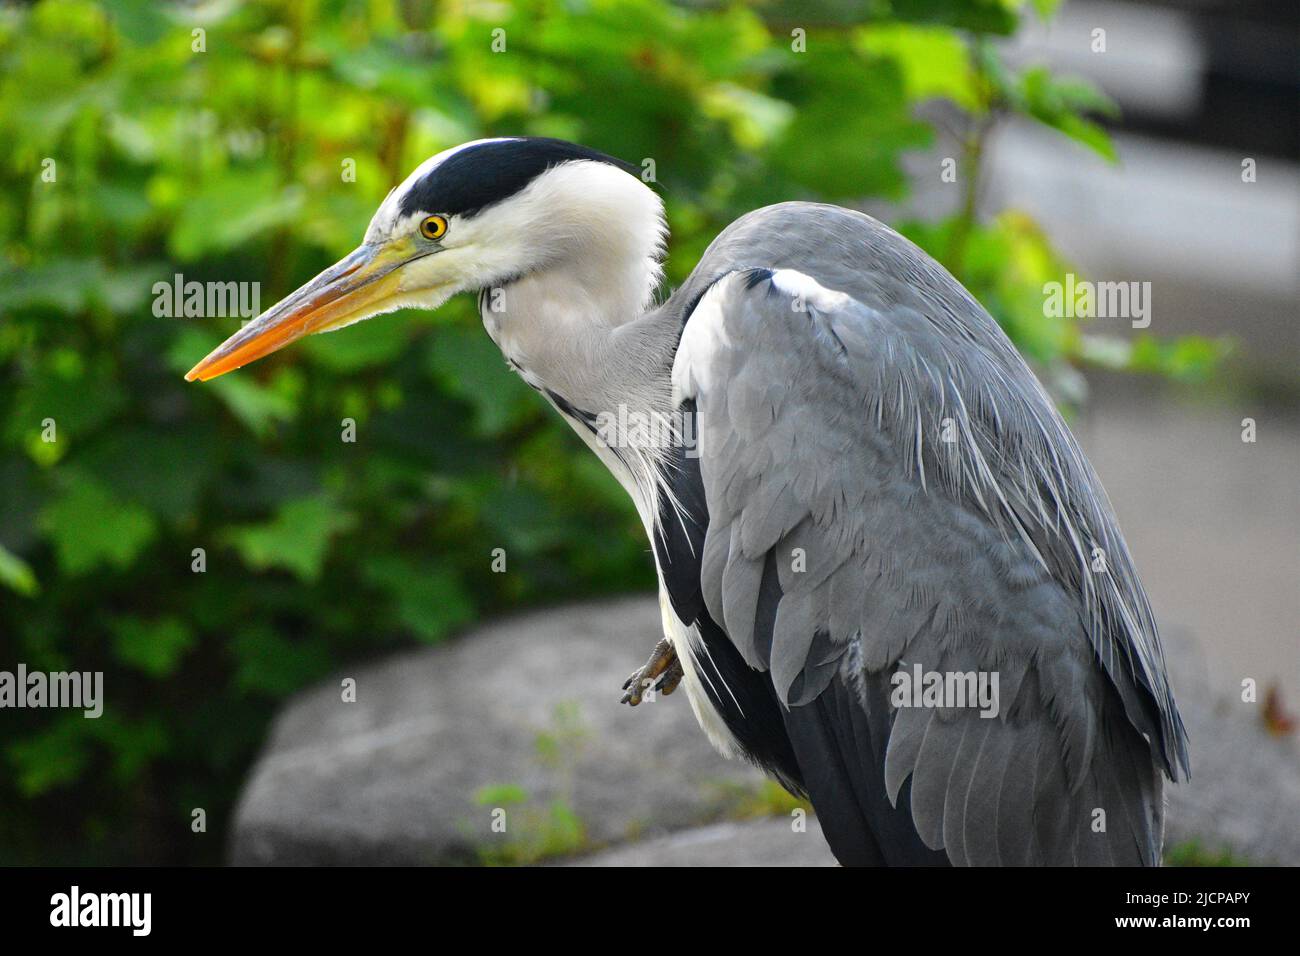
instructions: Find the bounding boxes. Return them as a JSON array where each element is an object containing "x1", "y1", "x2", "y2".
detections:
[
  {"x1": 620, "y1": 637, "x2": 678, "y2": 706},
  {"x1": 655, "y1": 658, "x2": 684, "y2": 696}
]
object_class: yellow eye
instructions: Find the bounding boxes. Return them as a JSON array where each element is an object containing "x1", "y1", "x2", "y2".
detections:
[{"x1": 419, "y1": 215, "x2": 448, "y2": 241}]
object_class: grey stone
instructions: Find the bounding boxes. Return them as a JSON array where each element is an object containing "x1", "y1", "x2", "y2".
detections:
[
  {"x1": 228, "y1": 597, "x2": 770, "y2": 866},
  {"x1": 230, "y1": 596, "x2": 1300, "y2": 866},
  {"x1": 1160, "y1": 626, "x2": 1300, "y2": 865},
  {"x1": 559, "y1": 818, "x2": 837, "y2": 867}
]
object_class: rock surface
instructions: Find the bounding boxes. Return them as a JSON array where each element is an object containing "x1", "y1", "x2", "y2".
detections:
[
  {"x1": 1159, "y1": 624, "x2": 1300, "y2": 865},
  {"x1": 229, "y1": 597, "x2": 771, "y2": 866},
  {"x1": 559, "y1": 818, "x2": 837, "y2": 867},
  {"x1": 230, "y1": 596, "x2": 1300, "y2": 866}
]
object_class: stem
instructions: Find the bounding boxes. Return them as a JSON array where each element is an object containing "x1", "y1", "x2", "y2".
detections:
[{"x1": 946, "y1": 36, "x2": 998, "y2": 274}]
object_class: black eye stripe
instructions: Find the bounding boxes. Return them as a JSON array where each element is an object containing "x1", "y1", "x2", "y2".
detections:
[{"x1": 398, "y1": 137, "x2": 637, "y2": 220}]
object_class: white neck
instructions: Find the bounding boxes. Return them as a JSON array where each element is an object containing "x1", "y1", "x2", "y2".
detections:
[
  {"x1": 472, "y1": 161, "x2": 682, "y2": 532},
  {"x1": 478, "y1": 161, "x2": 668, "y2": 411}
]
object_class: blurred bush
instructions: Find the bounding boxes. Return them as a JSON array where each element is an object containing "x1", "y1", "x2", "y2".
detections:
[{"x1": 0, "y1": 0, "x2": 1217, "y2": 863}]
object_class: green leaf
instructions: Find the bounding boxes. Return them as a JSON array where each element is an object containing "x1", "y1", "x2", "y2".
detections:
[
  {"x1": 541, "y1": 800, "x2": 585, "y2": 855},
  {"x1": 701, "y1": 83, "x2": 795, "y2": 150},
  {"x1": 227, "y1": 624, "x2": 332, "y2": 697},
  {"x1": 39, "y1": 480, "x2": 157, "y2": 576},
  {"x1": 168, "y1": 170, "x2": 306, "y2": 261},
  {"x1": 857, "y1": 24, "x2": 979, "y2": 112},
  {"x1": 205, "y1": 373, "x2": 298, "y2": 438},
  {"x1": 107, "y1": 0, "x2": 174, "y2": 45},
  {"x1": 0, "y1": 543, "x2": 39, "y2": 597},
  {"x1": 474, "y1": 784, "x2": 529, "y2": 806},
  {"x1": 222, "y1": 494, "x2": 356, "y2": 582},
  {"x1": 87, "y1": 714, "x2": 171, "y2": 787},
  {"x1": 767, "y1": 46, "x2": 930, "y2": 200},
  {"x1": 364, "y1": 555, "x2": 474, "y2": 643},
  {"x1": 6, "y1": 714, "x2": 91, "y2": 797},
  {"x1": 1051, "y1": 114, "x2": 1117, "y2": 162},
  {"x1": 760, "y1": 0, "x2": 1019, "y2": 34},
  {"x1": 1127, "y1": 335, "x2": 1230, "y2": 383},
  {"x1": 6, "y1": 353, "x2": 127, "y2": 455},
  {"x1": 1018, "y1": 66, "x2": 1118, "y2": 162},
  {"x1": 110, "y1": 616, "x2": 196, "y2": 677}
]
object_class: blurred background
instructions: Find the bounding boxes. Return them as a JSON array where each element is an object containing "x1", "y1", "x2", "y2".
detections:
[{"x1": 0, "y1": 0, "x2": 1295, "y2": 865}]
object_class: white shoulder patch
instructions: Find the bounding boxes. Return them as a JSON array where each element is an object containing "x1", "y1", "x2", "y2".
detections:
[
  {"x1": 769, "y1": 268, "x2": 852, "y2": 313},
  {"x1": 671, "y1": 271, "x2": 743, "y2": 405},
  {"x1": 672, "y1": 269, "x2": 855, "y2": 406}
]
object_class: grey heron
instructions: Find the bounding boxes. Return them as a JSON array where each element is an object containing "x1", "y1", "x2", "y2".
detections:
[{"x1": 186, "y1": 137, "x2": 1189, "y2": 866}]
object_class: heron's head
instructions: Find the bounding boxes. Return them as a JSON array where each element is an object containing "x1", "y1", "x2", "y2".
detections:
[{"x1": 185, "y1": 137, "x2": 662, "y2": 382}]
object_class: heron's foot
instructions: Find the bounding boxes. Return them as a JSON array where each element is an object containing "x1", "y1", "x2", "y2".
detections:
[{"x1": 620, "y1": 638, "x2": 683, "y2": 706}]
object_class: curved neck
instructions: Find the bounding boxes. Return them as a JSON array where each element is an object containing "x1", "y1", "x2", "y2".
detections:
[
  {"x1": 469, "y1": 160, "x2": 670, "y2": 412},
  {"x1": 481, "y1": 228, "x2": 672, "y2": 415},
  {"x1": 480, "y1": 236, "x2": 684, "y2": 534}
]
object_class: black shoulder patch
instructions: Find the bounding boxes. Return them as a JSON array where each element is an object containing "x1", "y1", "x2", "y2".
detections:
[
  {"x1": 653, "y1": 433, "x2": 806, "y2": 796},
  {"x1": 399, "y1": 138, "x2": 639, "y2": 219}
]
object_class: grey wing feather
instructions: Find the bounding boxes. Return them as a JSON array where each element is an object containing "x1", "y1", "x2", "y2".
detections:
[{"x1": 669, "y1": 207, "x2": 1187, "y2": 865}]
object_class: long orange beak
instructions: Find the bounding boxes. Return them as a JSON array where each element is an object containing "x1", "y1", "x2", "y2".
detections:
[{"x1": 184, "y1": 242, "x2": 419, "y2": 382}]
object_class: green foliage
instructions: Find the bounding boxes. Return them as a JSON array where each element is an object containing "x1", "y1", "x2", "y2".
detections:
[
  {"x1": 110, "y1": 616, "x2": 194, "y2": 677},
  {"x1": 971, "y1": 42, "x2": 1120, "y2": 160},
  {"x1": 475, "y1": 799, "x2": 587, "y2": 866},
  {"x1": 0, "y1": 0, "x2": 1214, "y2": 864},
  {"x1": 474, "y1": 784, "x2": 529, "y2": 808},
  {"x1": 472, "y1": 703, "x2": 590, "y2": 864},
  {"x1": 1164, "y1": 840, "x2": 1251, "y2": 867},
  {"x1": 0, "y1": 543, "x2": 39, "y2": 597},
  {"x1": 706, "y1": 778, "x2": 813, "y2": 822},
  {"x1": 221, "y1": 494, "x2": 357, "y2": 582},
  {"x1": 533, "y1": 700, "x2": 590, "y2": 770},
  {"x1": 39, "y1": 477, "x2": 157, "y2": 574}
]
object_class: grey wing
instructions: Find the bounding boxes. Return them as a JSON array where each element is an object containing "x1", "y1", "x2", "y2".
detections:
[{"x1": 670, "y1": 263, "x2": 1188, "y2": 866}]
